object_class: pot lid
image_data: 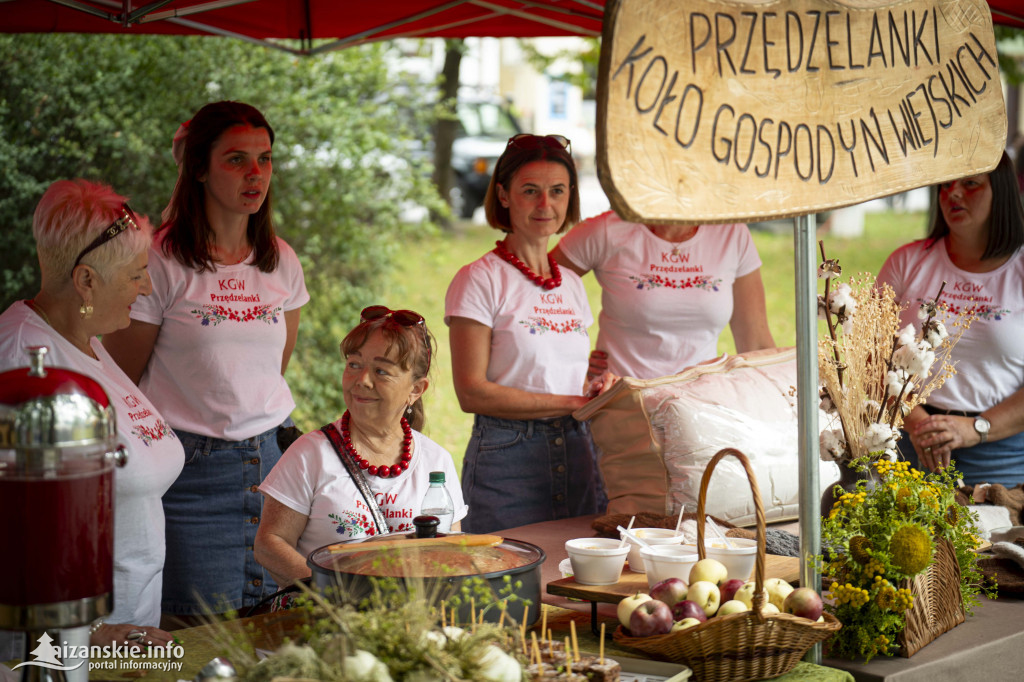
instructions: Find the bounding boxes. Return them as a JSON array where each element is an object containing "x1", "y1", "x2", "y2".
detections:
[
  {"x1": 0, "y1": 346, "x2": 117, "y2": 461},
  {"x1": 309, "y1": 532, "x2": 545, "y2": 579}
]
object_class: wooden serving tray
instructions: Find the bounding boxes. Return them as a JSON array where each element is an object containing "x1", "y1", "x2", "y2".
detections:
[{"x1": 547, "y1": 555, "x2": 801, "y2": 604}]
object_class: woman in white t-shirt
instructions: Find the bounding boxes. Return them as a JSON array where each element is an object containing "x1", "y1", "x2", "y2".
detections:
[
  {"x1": 0, "y1": 179, "x2": 184, "y2": 651},
  {"x1": 102, "y1": 102, "x2": 309, "y2": 618},
  {"x1": 255, "y1": 307, "x2": 467, "y2": 585},
  {"x1": 445, "y1": 135, "x2": 615, "y2": 534},
  {"x1": 551, "y1": 212, "x2": 775, "y2": 380},
  {"x1": 878, "y1": 152, "x2": 1024, "y2": 487}
]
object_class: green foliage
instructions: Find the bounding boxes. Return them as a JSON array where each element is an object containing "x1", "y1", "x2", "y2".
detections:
[
  {"x1": 820, "y1": 460, "x2": 995, "y2": 660},
  {"x1": 0, "y1": 34, "x2": 447, "y2": 430},
  {"x1": 516, "y1": 38, "x2": 600, "y2": 98}
]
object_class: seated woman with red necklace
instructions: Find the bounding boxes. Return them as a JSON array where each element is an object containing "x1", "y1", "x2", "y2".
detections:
[
  {"x1": 444, "y1": 134, "x2": 616, "y2": 535},
  {"x1": 254, "y1": 307, "x2": 467, "y2": 585}
]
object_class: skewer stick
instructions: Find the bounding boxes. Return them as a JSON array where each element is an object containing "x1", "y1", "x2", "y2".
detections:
[
  {"x1": 531, "y1": 631, "x2": 541, "y2": 666},
  {"x1": 570, "y1": 620, "x2": 580, "y2": 662},
  {"x1": 470, "y1": 598, "x2": 476, "y2": 631},
  {"x1": 547, "y1": 629, "x2": 553, "y2": 658},
  {"x1": 565, "y1": 637, "x2": 572, "y2": 668},
  {"x1": 498, "y1": 607, "x2": 507, "y2": 628},
  {"x1": 540, "y1": 606, "x2": 547, "y2": 644},
  {"x1": 600, "y1": 622, "x2": 606, "y2": 664}
]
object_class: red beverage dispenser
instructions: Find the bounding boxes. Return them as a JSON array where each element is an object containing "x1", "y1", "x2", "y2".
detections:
[{"x1": 0, "y1": 347, "x2": 127, "y2": 681}]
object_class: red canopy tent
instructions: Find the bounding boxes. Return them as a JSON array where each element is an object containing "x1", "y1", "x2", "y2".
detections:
[{"x1": 1, "y1": 0, "x2": 1020, "y2": 54}]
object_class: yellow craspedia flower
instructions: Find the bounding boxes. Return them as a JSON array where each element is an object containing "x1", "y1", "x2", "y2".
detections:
[
  {"x1": 889, "y1": 525, "x2": 933, "y2": 575},
  {"x1": 850, "y1": 536, "x2": 873, "y2": 564}
]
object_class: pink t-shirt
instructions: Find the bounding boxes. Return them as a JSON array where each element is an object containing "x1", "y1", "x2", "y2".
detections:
[
  {"x1": 130, "y1": 236, "x2": 309, "y2": 440},
  {"x1": 445, "y1": 250, "x2": 593, "y2": 396},
  {"x1": 260, "y1": 425, "x2": 468, "y2": 555},
  {"x1": 555, "y1": 212, "x2": 761, "y2": 379}
]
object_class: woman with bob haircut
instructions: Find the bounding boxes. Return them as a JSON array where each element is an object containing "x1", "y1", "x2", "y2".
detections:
[
  {"x1": 0, "y1": 179, "x2": 184, "y2": 649},
  {"x1": 878, "y1": 151, "x2": 1024, "y2": 486},
  {"x1": 103, "y1": 101, "x2": 309, "y2": 619},
  {"x1": 444, "y1": 134, "x2": 614, "y2": 534},
  {"x1": 255, "y1": 306, "x2": 467, "y2": 586}
]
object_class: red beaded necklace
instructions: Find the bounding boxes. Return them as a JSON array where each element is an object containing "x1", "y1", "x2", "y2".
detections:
[
  {"x1": 493, "y1": 240, "x2": 562, "y2": 290},
  {"x1": 340, "y1": 410, "x2": 413, "y2": 479}
]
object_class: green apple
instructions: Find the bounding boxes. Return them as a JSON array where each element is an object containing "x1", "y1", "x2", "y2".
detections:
[
  {"x1": 716, "y1": 599, "x2": 750, "y2": 616},
  {"x1": 689, "y1": 558, "x2": 729, "y2": 586},
  {"x1": 761, "y1": 602, "x2": 781, "y2": 614},
  {"x1": 734, "y1": 581, "x2": 769, "y2": 609},
  {"x1": 763, "y1": 578, "x2": 795, "y2": 610},
  {"x1": 617, "y1": 592, "x2": 652, "y2": 628},
  {"x1": 671, "y1": 617, "x2": 702, "y2": 631},
  {"x1": 685, "y1": 580, "x2": 721, "y2": 617}
]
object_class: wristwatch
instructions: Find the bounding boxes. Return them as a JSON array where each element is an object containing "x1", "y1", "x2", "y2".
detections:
[{"x1": 973, "y1": 416, "x2": 991, "y2": 443}]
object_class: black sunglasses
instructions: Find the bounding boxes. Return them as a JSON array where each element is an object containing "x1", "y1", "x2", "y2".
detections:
[
  {"x1": 73, "y1": 204, "x2": 141, "y2": 272},
  {"x1": 506, "y1": 133, "x2": 571, "y2": 155},
  {"x1": 360, "y1": 306, "x2": 431, "y2": 372}
]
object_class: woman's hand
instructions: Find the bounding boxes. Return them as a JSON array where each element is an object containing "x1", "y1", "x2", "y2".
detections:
[
  {"x1": 585, "y1": 350, "x2": 609, "y2": 386},
  {"x1": 586, "y1": 371, "x2": 619, "y2": 399},
  {"x1": 91, "y1": 623, "x2": 176, "y2": 650},
  {"x1": 910, "y1": 414, "x2": 978, "y2": 471}
]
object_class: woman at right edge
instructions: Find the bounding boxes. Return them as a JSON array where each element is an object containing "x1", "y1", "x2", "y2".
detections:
[
  {"x1": 877, "y1": 152, "x2": 1024, "y2": 487},
  {"x1": 444, "y1": 134, "x2": 614, "y2": 535}
]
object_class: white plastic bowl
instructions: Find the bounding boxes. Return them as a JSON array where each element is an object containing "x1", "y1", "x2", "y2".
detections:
[
  {"x1": 565, "y1": 537, "x2": 630, "y2": 586},
  {"x1": 704, "y1": 537, "x2": 757, "y2": 581},
  {"x1": 619, "y1": 527, "x2": 686, "y2": 572},
  {"x1": 640, "y1": 545, "x2": 700, "y2": 590}
]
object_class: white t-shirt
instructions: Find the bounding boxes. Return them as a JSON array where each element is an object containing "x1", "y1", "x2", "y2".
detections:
[
  {"x1": 555, "y1": 212, "x2": 761, "y2": 379},
  {"x1": 444, "y1": 250, "x2": 593, "y2": 395},
  {"x1": 0, "y1": 302, "x2": 185, "y2": 627},
  {"x1": 877, "y1": 238, "x2": 1024, "y2": 413},
  {"x1": 130, "y1": 236, "x2": 309, "y2": 440},
  {"x1": 260, "y1": 424, "x2": 468, "y2": 557}
]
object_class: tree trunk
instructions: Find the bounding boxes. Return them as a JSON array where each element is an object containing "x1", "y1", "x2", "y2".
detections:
[{"x1": 432, "y1": 39, "x2": 463, "y2": 230}]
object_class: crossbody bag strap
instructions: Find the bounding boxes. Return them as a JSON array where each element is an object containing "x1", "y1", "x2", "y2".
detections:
[{"x1": 321, "y1": 423, "x2": 389, "y2": 536}]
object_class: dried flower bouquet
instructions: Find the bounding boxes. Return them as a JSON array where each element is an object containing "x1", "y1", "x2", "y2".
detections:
[{"x1": 816, "y1": 244, "x2": 968, "y2": 471}]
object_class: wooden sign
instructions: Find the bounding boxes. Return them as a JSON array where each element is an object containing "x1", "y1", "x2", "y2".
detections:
[{"x1": 597, "y1": 0, "x2": 1006, "y2": 224}]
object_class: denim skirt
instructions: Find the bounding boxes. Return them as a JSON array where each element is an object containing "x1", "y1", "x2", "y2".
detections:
[
  {"x1": 160, "y1": 422, "x2": 287, "y2": 615},
  {"x1": 460, "y1": 414, "x2": 605, "y2": 534},
  {"x1": 897, "y1": 428, "x2": 1024, "y2": 487}
]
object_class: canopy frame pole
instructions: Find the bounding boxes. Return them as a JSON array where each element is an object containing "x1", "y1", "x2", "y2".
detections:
[{"x1": 794, "y1": 213, "x2": 822, "y2": 664}]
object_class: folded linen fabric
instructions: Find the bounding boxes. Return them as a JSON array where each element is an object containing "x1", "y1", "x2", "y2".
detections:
[{"x1": 992, "y1": 541, "x2": 1024, "y2": 569}]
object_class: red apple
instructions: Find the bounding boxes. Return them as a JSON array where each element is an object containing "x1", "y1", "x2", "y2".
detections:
[
  {"x1": 616, "y1": 592, "x2": 652, "y2": 628},
  {"x1": 628, "y1": 599, "x2": 674, "y2": 637},
  {"x1": 783, "y1": 587, "x2": 824, "y2": 621},
  {"x1": 649, "y1": 577, "x2": 688, "y2": 606},
  {"x1": 719, "y1": 578, "x2": 745, "y2": 604},
  {"x1": 671, "y1": 599, "x2": 707, "y2": 623}
]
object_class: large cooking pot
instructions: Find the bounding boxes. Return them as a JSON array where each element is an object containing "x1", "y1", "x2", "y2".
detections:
[{"x1": 307, "y1": 530, "x2": 545, "y2": 628}]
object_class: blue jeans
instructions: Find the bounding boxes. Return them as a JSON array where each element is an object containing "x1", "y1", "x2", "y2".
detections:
[
  {"x1": 161, "y1": 421, "x2": 289, "y2": 615},
  {"x1": 898, "y1": 428, "x2": 1024, "y2": 487},
  {"x1": 460, "y1": 414, "x2": 605, "y2": 534}
]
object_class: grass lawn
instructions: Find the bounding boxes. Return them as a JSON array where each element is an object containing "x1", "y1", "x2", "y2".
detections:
[{"x1": 380, "y1": 209, "x2": 930, "y2": 469}]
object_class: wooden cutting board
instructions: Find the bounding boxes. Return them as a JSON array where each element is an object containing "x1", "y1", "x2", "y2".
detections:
[{"x1": 547, "y1": 555, "x2": 801, "y2": 604}]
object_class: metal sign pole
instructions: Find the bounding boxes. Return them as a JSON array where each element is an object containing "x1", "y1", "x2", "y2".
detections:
[{"x1": 794, "y1": 213, "x2": 822, "y2": 664}]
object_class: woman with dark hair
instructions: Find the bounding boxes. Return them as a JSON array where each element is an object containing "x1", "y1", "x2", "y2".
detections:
[
  {"x1": 254, "y1": 307, "x2": 466, "y2": 585},
  {"x1": 444, "y1": 134, "x2": 614, "y2": 534},
  {"x1": 878, "y1": 152, "x2": 1024, "y2": 486},
  {"x1": 103, "y1": 101, "x2": 308, "y2": 618}
]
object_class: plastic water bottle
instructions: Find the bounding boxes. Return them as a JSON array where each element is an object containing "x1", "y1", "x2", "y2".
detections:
[{"x1": 420, "y1": 471, "x2": 455, "y2": 533}]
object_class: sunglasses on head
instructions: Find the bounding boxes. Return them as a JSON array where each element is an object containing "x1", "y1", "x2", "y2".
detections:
[
  {"x1": 73, "y1": 204, "x2": 141, "y2": 272},
  {"x1": 360, "y1": 306, "x2": 431, "y2": 372},
  {"x1": 506, "y1": 134, "x2": 572, "y2": 155}
]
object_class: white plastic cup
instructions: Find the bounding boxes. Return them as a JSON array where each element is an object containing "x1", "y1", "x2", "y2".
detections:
[
  {"x1": 618, "y1": 527, "x2": 686, "y2": 572},
  {"x1": 565, "y1": 537, "x2": 630, "y2": 585},
  {"x1": 640, "y1": 545, "x2": 700, "y2": 590}
]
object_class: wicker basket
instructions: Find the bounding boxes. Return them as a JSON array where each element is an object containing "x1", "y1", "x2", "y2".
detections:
[
  {"x1": 896, "y1": 536, "x2": 965, "y2": 657},
  {"x1": 613, "y1": 448, "x2": 840, "y2": 681}
]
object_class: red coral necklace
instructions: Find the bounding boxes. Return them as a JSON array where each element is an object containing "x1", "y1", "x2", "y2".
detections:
[
  {"x1": 340, "y1": 410, "x2": 412, "y2": 479},
  {"x1": 493, "y1": 240, "x2": 561, "y2": 290}
]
